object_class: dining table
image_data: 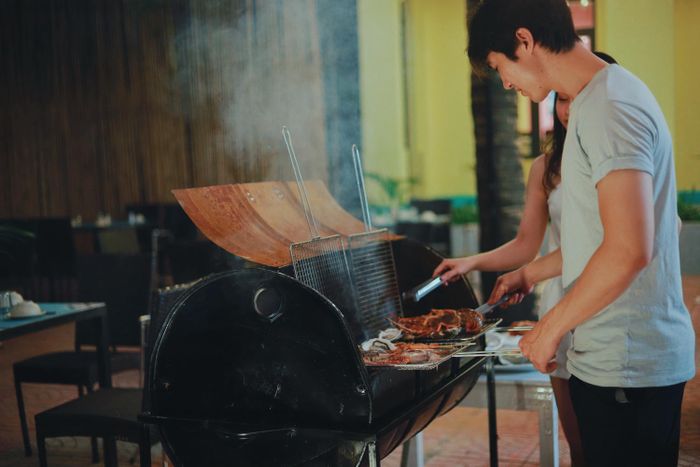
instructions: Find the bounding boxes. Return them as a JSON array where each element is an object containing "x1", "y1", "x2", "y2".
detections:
[{"x1": 0, "y1": 302, "x2": 112, "y2": 388}]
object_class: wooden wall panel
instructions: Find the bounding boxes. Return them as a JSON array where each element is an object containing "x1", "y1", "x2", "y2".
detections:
[{"x1": 0, "y1": 0, "x2": 329, "y2": 219}]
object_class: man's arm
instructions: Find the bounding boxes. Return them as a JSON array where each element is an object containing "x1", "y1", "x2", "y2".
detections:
[{"x1": 520, "y1": 169, "x2": 654, "y2": 372}]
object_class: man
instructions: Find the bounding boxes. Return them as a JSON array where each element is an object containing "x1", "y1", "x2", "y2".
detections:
[{"x1": 466, "y1": 0, "x2": 695, "y2": 465}]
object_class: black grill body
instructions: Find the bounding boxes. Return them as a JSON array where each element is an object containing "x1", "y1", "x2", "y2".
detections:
[{"x1": 144, "y1": 238, "x2": 485, "y2": 466}]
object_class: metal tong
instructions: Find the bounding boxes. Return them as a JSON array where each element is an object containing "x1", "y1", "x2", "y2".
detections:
[
  {"x1": 401, "y1": 272, "x2": 512, "y2": 313},
  {"x1": 401, "y1": 276, "x2": 443, "y2": 302},
  {"x1": 473, "y1": 292, "x2": 512, "y2": 314}
]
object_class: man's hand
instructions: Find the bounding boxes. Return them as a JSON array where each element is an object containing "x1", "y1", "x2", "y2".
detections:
[
  {"x1": 488, "y1": 266, "x2": 535, "y2": 306},
  {"x1": 519, "y1": 317, "x2": 560, "y2": 373}
]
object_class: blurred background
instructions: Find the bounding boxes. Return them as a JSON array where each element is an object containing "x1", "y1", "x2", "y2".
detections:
[{"x1": 0, "y1": 0, "x2": 698, "y2": 305}]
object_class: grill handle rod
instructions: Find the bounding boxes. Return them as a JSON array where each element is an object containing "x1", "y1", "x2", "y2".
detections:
[
  {"x1": 282, "y1": 126, "x2": 320, "y2": 239},
  {"x1": 351, "y1": 144, "x2": 372, "y2": 232},
  {"x1": 453, "y1": 349, "x2": 523, "y2": 358}
]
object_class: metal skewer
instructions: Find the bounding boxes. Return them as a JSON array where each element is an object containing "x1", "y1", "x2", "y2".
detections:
[{"x1": 454, "y1": 349, "x2": 523, "y2": 358}]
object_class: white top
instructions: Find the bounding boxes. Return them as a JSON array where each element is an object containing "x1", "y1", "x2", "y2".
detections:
[
  {"x1": 560, "y1": 64, "x2": 695, "y2": 387},
  {"x1": 537, "y1": 184, "x2": 570, "y2": 379}
]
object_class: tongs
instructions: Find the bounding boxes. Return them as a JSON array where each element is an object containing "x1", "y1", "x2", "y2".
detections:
[
  {"x1": 473, "y1": 293, "x2": 512, "y2": 314},
  {"x1": 402, "y1": 276, "x2": 511, "y2": 312},
  {"x1": 401, "y1": 276, "x2": 443, "y2": 302}
]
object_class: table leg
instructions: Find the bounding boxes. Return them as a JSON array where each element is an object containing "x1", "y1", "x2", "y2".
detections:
[
  {"x1": 538, "y1": 393, "x2": 559, "y2": 467},
  {"x1": 95, "y1": 308, "x2": 112, "y2": 388},
  {"x1": 486, "y1": 358, "x2": 498, "y2": 467}
]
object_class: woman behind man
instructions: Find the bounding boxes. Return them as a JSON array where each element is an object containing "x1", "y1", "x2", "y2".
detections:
[{"x1": 433, "y1": 51, "x2": 617, "y2": 467}]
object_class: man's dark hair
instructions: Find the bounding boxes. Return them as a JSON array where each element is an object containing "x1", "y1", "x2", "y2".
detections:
[{"x1": 468, "y1": 0, "x2": 579, "y2": 75}]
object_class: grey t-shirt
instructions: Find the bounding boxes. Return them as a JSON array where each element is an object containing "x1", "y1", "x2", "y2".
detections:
[{"x1": 560, "y1": 64, "x2": 695, "y2": 387}]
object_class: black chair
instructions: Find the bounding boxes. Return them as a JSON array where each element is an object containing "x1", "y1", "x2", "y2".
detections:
[
  {"x1": 126, "y1": 203, "x2": 199, "y2": 242},
  {"x1": 97, "y1": 229, "x2": 141, "y2": 254},
  {"x1": 0, "y1": 220, "x2": 38, "y2": 297},
  {"x1": 34, "y1": 218, "x2": 77, "y2": 301},
  {"x1": 163, "y1": 238, "x2": 243, "y2": 284},
  {"x1": 13, "y1": 253, "x2": 151, "y2": 457},
  {"x1": 410, "y1": 198, "x2": 452, "y2": 216},
  {"x1": 0, "y1": 218, "x2": 77, "y2": 301},
  {"x1": 34, "y1": 280, "x2": 199, "y2": 467}
]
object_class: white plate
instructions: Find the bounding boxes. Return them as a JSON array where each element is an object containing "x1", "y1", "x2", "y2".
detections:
[{"x1": 2, "y1": 310, "x2": 46, "y2": 320}]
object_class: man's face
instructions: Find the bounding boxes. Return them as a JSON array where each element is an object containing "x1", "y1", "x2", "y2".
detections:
[{"x1": 486, "y1": 50, "x2": 550, "y2": 103}]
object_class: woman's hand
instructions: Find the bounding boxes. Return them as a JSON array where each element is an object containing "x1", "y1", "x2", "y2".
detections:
[{"x1": 432, "y1": 257, "x2": 477, "y2": 283}]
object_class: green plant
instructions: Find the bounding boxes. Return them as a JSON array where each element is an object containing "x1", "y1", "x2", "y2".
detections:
[
  {"x1": 364, "y1": 172, "x2": 419, "y2": 207},
  {"x1": 678, "y1": 199, "x2": 700, "y2": 222},
  {"x1": 451, "y1": 204, "x2": 480, "y2": 224}
]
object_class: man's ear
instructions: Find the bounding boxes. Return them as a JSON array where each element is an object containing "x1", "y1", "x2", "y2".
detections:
[{"x1": 514, "y1": 28, "x2": 535, "y2": 55}]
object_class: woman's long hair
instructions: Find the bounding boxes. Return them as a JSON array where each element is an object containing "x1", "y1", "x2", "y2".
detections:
[{"x1": 542, "y1": 51, "x2": 618, "y2": 196}]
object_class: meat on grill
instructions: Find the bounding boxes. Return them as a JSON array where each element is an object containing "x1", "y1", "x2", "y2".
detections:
[
  {"x1": 392, "y1": 308, "x2": 461, "y2": 339},
  {"x1": 459, "y1": 308, "x2": 484, "y2": 333},
  {"x1": 392, "y1": 308, "x2": 484, "y2": 339},
  {"x1": 363, "y1": 342, "x2": 455, "y2": 366}
]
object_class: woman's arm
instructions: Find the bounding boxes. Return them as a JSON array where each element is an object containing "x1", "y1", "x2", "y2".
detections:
[{"x1": 434, "y1": 155, "x2": 552, "y2": 282}]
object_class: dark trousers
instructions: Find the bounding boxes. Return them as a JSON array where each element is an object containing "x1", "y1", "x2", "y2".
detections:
[{"x1": 569, "y1": 375, "x2": 685, "y2": 467}]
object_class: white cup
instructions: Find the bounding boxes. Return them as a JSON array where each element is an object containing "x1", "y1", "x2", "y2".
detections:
[{"x1": 0, "y1": 291, "x2": 23, "y2": 309}]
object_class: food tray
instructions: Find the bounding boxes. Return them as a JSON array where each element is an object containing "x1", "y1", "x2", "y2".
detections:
[{"x1": 362, "y1": 342, "x2": 473, "y2": 371}]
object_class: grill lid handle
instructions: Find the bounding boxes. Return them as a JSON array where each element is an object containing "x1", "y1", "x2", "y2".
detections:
[
  {"x1": 351, "y1": 144, "x2": 372, "y2": 232},
  {"x1": 283, "y1": 126, "x2": 320, "y2": 239}
]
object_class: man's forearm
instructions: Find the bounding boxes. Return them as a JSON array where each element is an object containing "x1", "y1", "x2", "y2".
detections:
[{"x1": 539, "y1": 240, "x2": 648, "y2": 340}]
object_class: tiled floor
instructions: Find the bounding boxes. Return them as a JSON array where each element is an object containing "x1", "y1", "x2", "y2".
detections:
[{"x1": 1, "y1": 276, "x2": 699, "y2": 466}]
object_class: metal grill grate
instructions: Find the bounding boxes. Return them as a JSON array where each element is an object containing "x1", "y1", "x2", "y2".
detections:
[
  {"x1": 283, "y1": 126, "x2": 360, "y2": 331},
  {"x1": 348, "y1": 229, "x2": 403, "y2": 338},
  {"x1": 290, "y1": 235, "x2": 356, "y2": 313}
]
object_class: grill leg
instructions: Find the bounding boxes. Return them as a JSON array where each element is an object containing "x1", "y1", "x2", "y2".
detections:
[
  {"x1": 104, "y1": 436, "x2": 118, "y2": 467},
  {"x1": 368, "y1": 441, "x2": 378, "y2": 467},
  {"x1": 486, "y1": 357, "x2": 498, "y2": 467},
  {"x1": 400, "y1": 433, "x2": 424, "y2": 467}
]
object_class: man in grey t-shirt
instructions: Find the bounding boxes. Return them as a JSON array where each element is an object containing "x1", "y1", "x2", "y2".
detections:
[{"x1": 468, "y1": 0, "x2": 695, "y2": 465}]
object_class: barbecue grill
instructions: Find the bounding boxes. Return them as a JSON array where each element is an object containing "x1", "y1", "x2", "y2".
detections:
[{"x1": 142, "y1": 181, "x2": 488, "y2": 466}]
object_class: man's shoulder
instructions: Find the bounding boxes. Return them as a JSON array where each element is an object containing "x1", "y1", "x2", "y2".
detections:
[{"x1": 581, "y1": 65, "x2": 653, "y2": 111}]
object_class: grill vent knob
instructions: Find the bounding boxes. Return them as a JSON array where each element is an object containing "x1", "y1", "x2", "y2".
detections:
[{"x1": 253, "y1": 286, "x2": 283, "y2": 321}]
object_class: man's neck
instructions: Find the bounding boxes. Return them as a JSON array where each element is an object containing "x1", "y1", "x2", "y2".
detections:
[{"x1": 543, "y1": 42, "x2": 608, "y2": 99}]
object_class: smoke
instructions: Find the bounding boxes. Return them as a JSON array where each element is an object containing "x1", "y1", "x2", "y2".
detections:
[{"x1": 173, "y1": 0, "x2": 336, "y2": 184}]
